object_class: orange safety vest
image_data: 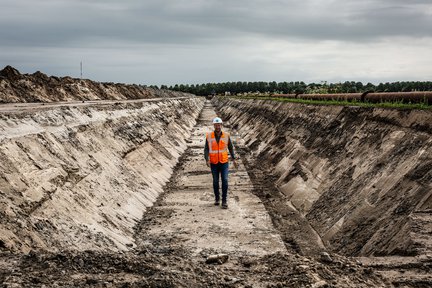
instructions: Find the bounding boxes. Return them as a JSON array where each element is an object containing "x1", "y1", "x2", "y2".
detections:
[{"x1": 206, "y1": 131, "x2": 229, "y2": 164}]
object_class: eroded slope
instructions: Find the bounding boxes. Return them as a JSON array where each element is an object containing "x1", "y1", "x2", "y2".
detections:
[
  {"x1": 214, "y1": 97, "x2": 432, "y2": 258},
  {"x1": 0, "y1": 97, "x2": 204, "y2": 252}
]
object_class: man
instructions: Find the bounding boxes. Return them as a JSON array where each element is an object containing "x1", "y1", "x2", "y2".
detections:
[{"x1": 204, "y1": 117, "x2": 238, "y2": 209}]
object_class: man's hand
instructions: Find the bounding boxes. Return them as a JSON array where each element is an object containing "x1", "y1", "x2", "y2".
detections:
[
  {"x1": 206, "y1": 160, "x2": 211, "y2": 168},
  {"x1": 233, "y1": 159, "x2": 239, "y2": 169}
]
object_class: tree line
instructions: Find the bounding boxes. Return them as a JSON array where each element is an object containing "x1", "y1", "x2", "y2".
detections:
[{"x1": 156, "y1": 81, "x2": 432, "y2": 96}]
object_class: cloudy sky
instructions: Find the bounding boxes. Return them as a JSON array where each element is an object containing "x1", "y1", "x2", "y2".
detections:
[{"x1": 1, "y1": 0, "x2": 431, "y2": 86}]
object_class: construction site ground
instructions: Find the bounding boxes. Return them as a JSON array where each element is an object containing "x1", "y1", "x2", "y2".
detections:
[
  {"x1": 0, "y1": 101, "x2": 398, "y2": 288},
  {"x1": 2, "y1": 66, "x2": 432, "y2": 287}
]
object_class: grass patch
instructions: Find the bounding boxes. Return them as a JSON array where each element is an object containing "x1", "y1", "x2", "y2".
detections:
[{"x1": 228, "y1": 95, "x2": 432, "y2": 110}]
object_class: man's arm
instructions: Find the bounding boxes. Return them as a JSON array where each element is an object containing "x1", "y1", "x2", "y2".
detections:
[
  {"x1": 228, "y1": 137, "x2": 235, "y2": 160},
  {"x1": 228, "y1": 137, "x2": 239, "y2": 168},
  {"x1": 204, "y1": 138, "x2": 209, "y2": 162}
]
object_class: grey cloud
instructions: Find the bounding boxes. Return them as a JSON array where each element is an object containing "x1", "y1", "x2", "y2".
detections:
[
  {"x1": 1, "y1": 0, "x2": 431, "y2": 85},
  {"x1": 1, "y1": 0, "x2": 431, "y2": 49}
]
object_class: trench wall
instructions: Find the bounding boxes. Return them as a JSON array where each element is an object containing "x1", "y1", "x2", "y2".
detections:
[
  {"x1": 214, "y1": 97, "x2": 432, "y2": 257},
  {"x1": 0, "y1": 97, "x2": 205, "y2": 252}
]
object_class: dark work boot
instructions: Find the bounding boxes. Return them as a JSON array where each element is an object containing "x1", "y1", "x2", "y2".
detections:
[
  {"x1": 221, "y1": 202, "x2": 228, "y2": 209},
  {"x1": 214, "y1": 199, "x2": 220, "y2": 206}
]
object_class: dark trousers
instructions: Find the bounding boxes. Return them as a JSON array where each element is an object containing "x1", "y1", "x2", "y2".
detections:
[{"x1": 210, "y1": 162, "x2": 229, "y2": 203}]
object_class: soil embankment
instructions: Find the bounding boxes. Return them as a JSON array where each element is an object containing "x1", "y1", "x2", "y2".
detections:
[
  {"x1": 213, "y1": 96, "x2": 432, "y2": 285},
  {"x1": 213, "y1": 97, "x2": 431, "y2": 257},
  {"x1": 0, "y1": 97, "x2": 204, "y2": 253},
  {"x1": 0, "y1": 65, "x2": 191, "y2": 103}
]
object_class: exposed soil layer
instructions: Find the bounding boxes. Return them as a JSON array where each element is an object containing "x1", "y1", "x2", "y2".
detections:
[
  {"x1": 213, "y1": 97, "x2": 432, "y2": 257},
  {"x1": 0, "y1": 97, "x2": 204, "y2": 253},
  {"x1": 213, "y1": 97, "x2": 432, "y2": 286}
]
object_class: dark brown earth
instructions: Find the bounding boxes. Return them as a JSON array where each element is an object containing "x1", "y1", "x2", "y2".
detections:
[
  {"x1": 0, "y1": 66, "x2": 192, "y2": 103},
  {"x1": 0, "y1": 248, "x2": 387, "y2": 287}
]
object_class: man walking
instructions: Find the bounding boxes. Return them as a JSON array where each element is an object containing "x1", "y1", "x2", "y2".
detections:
[{"x1": 204, "y1": 117, "x2": 238, "y2": 209}]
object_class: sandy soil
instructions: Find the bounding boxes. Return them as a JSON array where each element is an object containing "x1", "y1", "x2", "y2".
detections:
[{"x1": 0, "y1": 97, "x2": 204, "y2": 253}]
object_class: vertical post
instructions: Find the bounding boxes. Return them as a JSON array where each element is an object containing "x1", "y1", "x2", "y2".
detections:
[{"x1": 80, "y1": 61, "x2": 83, "y2": 79}]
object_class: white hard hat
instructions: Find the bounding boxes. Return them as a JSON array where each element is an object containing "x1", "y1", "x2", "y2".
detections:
[{"x1": 212, "y1": 117, "x2": 223, "y2": 124}]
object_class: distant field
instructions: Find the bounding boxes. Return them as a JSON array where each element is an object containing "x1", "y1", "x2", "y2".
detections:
[{"x1": 231, "y1": 94, "x2": 432, "y2": 110}]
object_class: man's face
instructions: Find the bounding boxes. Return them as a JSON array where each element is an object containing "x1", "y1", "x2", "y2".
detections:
[{"x1": 214, "y1": 123, "x2": 222, "y2": 132}]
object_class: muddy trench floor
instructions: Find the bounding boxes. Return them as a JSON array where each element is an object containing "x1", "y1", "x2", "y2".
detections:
[{"x1": 0, "y1": 101, "x2": 430, "y2": 287}]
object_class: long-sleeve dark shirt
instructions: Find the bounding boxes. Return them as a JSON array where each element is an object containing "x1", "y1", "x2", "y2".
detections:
[{"x1": 204, "y1": 131, "x2": 235, "y2": 162}]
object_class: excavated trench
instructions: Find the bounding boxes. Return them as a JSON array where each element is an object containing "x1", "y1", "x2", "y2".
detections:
[{"x1": 0, "y1": 92, "x2": 431, "y2": 287}]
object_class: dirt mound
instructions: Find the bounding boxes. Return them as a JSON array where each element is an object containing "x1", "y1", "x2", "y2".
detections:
[
  {"x1": 0, "y1": 249, "x2": 388, "y2": 287},
  {"x1": 0, "y1": 66, "x2": 21, "y2": 81},
  {"x1": 0, "y1": 65, "x2": 192, "y2": 103}
]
